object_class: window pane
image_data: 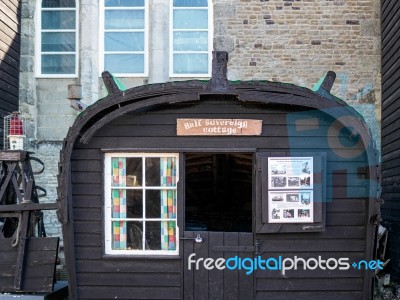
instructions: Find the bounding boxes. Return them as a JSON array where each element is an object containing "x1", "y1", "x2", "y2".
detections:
[
  {"x1": 42, "y1": 0, "x2": 75, "y2": 8},
  {"x1": 42, "y1": 11, "x2": 76, "y2": 29},
  {"x1": 41, "y1": 54, "x2": 75, "y2": 74},
  {"x1": 145, "y1": 158, "x2": 160, "y2": 186},
  {"x1": 147, "y1": 221, "x2": 177, "y2": 251},
  {"x1": 160, "y1": 221, "x2": 176, "y2": 250},
  {"x1": 105, "y1": 10, "x2": 144, "y2": 29},
  {"x1": 173, "y1": 10, "x2": 207, "y2": 29},
  {"x1": 112, "y1": 157, "x2": 126, "y2": 187},
  {"x1": 105, "y1": 54, "x2": 144, "y2": 73},
  {"x1": 173, "y1": 31, "x2": 208, "y2": 51},
  {"x1": 126, "y1": 157, "x2": 143, "y2": 186},
  {"x1": 146, "y1": 221, "x2": 162, "y2": 250},
  {"x1": 173, "y1": 53, "x2": 208, "y2": 74},
  {"x1": 105, "y1": 32, "x2": 144, "y2": 51},
  {"x1": 145, "y1": 157, "x2": 177, "y2": 187},
  {"x1": 112, "y1": 221, "x2": 127, "y2": 250},
  {"x1": 112, "y1": 157, "x2": 143, "y2": 187},
  {"x1": 42, "y1": 32, "x2": 75, "y2": 51},
  {"x1": 146, "y1": 190, "x2": 161, "y2": 218},
  {"x1": 174, "y1": 0, "x2": 207, "y2": 7},
  {"x1": 127, "y1": 221, "x2": 143, "y2": 250},
  {"x1": 127, "y1": 190, "x2": 143, "y2": 218},
  {"x1": 105, "y1": 0, "x2": 144, "y2": 7},
  {"x1": 112, "y1": 189, "x2": 125, "y2": 218},
  {"x1": 160, "y1": 190, "x2": 177, "y2": 218},
  {"x1": 113, "y1": 189, "x2": 143, "y2": 218},
  {"x1": 145, "y1": 190, "x2": 176, "y2": 219}
]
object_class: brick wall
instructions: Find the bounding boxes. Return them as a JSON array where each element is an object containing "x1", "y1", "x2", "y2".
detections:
[{"x1": 216, "y1": 0, "x2": 381, "y2": 104}]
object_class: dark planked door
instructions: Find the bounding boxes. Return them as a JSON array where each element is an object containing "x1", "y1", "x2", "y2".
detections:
[{"x1": 182, "y1": 231, "x2": 254, "y2": 300}]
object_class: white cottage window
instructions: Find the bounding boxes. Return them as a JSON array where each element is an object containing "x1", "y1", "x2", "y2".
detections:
[
  {"x1": 37, "y1": 0, "x2": 78, "y2": 77},
  {"x1": 104, "y1": 153, "x2": 179, "y2": 255},
  {"x1": 100, "y1": 0, "x2": 148, "y2": 77},
  {"x1": 170, "y1": 0, "x2": 212, "y2": 77}
]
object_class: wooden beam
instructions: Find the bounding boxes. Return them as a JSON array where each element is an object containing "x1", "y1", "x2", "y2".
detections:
[
  {"x1": 13, "y1": 211, "x2": 29, "y2": 290},
  {"x1": 0, "y1": 202, "x2": 58, "y2": 212},
  {"x1": 0, "y1": 162, "x2": 16, "y2": 200}
]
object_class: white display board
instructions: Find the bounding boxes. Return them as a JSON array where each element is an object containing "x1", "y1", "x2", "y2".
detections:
[{"x1": 268, "y1": 157, "x2": 314, "y2": 223}]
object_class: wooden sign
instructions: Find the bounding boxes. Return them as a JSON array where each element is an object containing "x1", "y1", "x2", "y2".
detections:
[
  {"x1": 177, "y1": 119, "x2": 262, "y2": 136},
  {"x1": 0, "y1": 151, "x2": 26, "y2": 161}
]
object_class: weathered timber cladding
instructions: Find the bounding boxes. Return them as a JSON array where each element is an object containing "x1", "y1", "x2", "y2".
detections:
[
  {"x1": 381, "y1": 0, "x2": 400, "y2": 280},
  {"x1": 0, "y1": 0, "x2": 20, "y2": 148},
  {"x1": 58, "y1": 67, "x2": 379, "y2": 299},
  {"x1": 0, "y1": 237, "x2": 59, "y2": 293}
]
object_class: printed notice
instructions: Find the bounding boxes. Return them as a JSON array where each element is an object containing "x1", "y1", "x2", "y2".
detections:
[{"x1": 268, "y1": 157, "x2": 314, "y2": 223}]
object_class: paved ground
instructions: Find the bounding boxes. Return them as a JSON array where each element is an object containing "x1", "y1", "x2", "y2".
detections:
[{"x1": 375, "y1": 281, "x2": 400, "y2": 300}]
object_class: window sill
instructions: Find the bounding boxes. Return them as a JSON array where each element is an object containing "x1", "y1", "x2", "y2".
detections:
[
  {"x1": 35, "y1": 75, "x2": 78, "y2": 79},
  {"x1": 102, "y1": 254, "x2": 182, "y2": 260}
]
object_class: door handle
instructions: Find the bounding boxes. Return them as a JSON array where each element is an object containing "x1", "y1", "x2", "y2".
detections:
[{"x1": 180, "y1": 234, "x2": 203, "y2": 243}]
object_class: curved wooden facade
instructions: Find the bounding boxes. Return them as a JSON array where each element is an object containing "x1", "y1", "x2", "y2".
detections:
[{"x1": 58, "y1": 53, "x2": 380, "y2": 299}]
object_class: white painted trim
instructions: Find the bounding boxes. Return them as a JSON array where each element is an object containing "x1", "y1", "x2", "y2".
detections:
[
  {"x1": 169, "y1": 0, "x2": 213, "y2": 78},
  {"x1": 104, "y1": 153, "x2": 179, "y2": 256},
  {"x1": 35, "y1": 0, "x2": 79, "y2": 78},
  {"x1": 99, "y1": 0, "x2": 149, "y2": 77}
]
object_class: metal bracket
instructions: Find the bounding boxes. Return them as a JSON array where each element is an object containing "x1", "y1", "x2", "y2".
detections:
[{"x1": 180, "y1": 234, "x2": 203, "y2": 243}]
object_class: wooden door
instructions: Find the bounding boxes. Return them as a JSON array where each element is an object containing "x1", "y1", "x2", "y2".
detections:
[
  {"x1": 182, "y1": 153, "x2": 254, "y2": 299},
  {"x1": 182, "y1": 231, "x2": 254, "y2": 300}
]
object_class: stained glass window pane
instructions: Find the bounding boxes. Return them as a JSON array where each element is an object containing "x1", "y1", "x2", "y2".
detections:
[
  {"x1": 111, "y1": 157, "x2": 143, "y2": 187},
  {"x1": 160, "y1": 221, "x2": 176, "y2": 250},
  {"x1": 145, "y1": 157, "x2": 177, "y2": 187},
  {"x1": 146, "y1": 221, "x2": 176, "y2": 250}
]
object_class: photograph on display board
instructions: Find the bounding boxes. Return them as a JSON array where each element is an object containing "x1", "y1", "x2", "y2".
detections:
[
  {"x1": 268, "y1": 157, "x2": 313, "y2": 189},
  {"x1": 267, "y1": 157, "x2": 314, "y2": 224},
  {"x1": 268, "y1": 191, "x2": 314, "y2": 223}
]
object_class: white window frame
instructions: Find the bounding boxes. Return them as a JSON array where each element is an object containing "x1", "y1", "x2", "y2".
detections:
[
  {"x1": 104, "y1": 153, "x2": 179, "y2": 255},
  {"x1": 169, "y1": 0, "x2": 213, "y2": 78},
  {"x1": 35, "y1": 0, "x2": 79, "y2": 78},
  {"x1": 99, "y1": 0, "x2": 149, "y2": 77}
]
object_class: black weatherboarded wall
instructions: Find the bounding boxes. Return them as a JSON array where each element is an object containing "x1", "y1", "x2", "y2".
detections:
[
  {"x1": 0, "y1": 0, "x2": 20, "y2": 148},
  {"x1": 381, "y1": 0, "x2": 400, "y2": 280},
  {"x1": 57, "y1": 53, "x2": 380, "y2": 299}
]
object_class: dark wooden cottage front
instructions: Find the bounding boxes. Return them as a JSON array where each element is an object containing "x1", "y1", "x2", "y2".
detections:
[
  {"x1": 57, "y1": 53, "x2": 380, "y2": 299},
  {"x1": 381, "y1": 0, "x2": 400, "y2": 281}
]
